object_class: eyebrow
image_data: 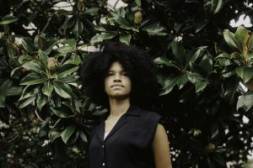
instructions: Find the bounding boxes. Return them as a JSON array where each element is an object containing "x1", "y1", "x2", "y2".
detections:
[{"x1": 107, "y1": 70, "x2": 126, "y2": 72}]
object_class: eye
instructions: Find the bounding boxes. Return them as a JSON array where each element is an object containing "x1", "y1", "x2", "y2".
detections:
[
  {"x1": 121, "y1": 71, "x2": 129, "y2": 76},
  {"x1": 106, "y1": 72, "x2": 114, "y2": 76}
]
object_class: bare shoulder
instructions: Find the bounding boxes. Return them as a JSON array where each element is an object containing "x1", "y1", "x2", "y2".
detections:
[{"x1": 154, "y1": 124, "x2": 168, "y2": 140}]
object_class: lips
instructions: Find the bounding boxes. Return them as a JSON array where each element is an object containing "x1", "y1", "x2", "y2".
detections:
[{"x1": 111, "y1": 84, "x2": 124, "y2": 88}]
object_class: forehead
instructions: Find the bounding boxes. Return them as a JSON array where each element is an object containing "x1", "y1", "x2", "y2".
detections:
[{"x1": 108, "y1": 62, "x2": 125, "y2": 71}]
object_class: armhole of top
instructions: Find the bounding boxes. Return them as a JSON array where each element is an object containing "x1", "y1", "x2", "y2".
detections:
[{"x1": 148, "y1": 113, "x2": 162, "y2": 146}]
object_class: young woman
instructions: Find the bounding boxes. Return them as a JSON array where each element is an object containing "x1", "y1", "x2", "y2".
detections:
[{"x1": 80, "y1": 42, "x2": 172, "y2": 168}]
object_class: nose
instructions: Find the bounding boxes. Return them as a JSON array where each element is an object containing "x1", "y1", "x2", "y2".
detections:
[{"x1": 113, "y1": 73, "x2": 122, "y2": 81}]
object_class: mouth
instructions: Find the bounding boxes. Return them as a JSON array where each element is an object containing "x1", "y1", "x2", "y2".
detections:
[{"x1": 111, "y1": 85, "x2": 124, "y2": 88}]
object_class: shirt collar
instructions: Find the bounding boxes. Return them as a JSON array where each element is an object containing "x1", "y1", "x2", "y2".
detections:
[
  {"x1": 102, "y1": 105, "x2": 140, "y2": 119},
  {"x1": 124, "y1": 105, "x2": 140, "y2": 117}
]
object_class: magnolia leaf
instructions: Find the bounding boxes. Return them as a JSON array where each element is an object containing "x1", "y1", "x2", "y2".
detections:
[
  {"x1": 212, "y1": 0, "x2": 223, "y2": 14},
  {"x1": 171, "y1": 41, "x2": 186, "y2": 67},
  {"x1": 187, "y1": 72, "x2": 208, "y2": 92},
  {"x1": 57, "y1": 39, "x2": 76, "y2": 54},
  {"x1": 248, "y1": 34, "x2": 253, "y2": 51},
  {"x1": 80, "y1": 131, "x2": 88, "y2": 142},
  {"x1": 90, "y1": 33, "x2": 116, "y2": 44},
  {"x1": 42, "y1": 82, "x2": 54, "y2": 97},
  {"x1": 49, "y1": 130, "x2": 61, "y2": 142},
  {"x1": 223, "y1": 29, "x2": 239, "y2": 50},
  {"x1": 235, "y1": 26, "x2": 250, "y2": 48},
  {"x1": 235, "y1": 67, "x2": 253, "y2": 83},
  {"x1": 154, "y1": 57, "x2": 179, "y2": 69},
  {"x1": 176, "y1": 74, "x2": 188, "y2": 89},
  {"x1": 159, "y1": 77, "x2": 177, "y2": 96},
  {"x1": 20, "y1": 78, "x2": 47, "y2": 86},
  {"x1": 0, "y1": 96, "x2": 5, "y2": 108},
  {"x1": 84, "y1": 7, "x2": 99, "y2": 16},
  {"x1": 195, "y1": 80, "x2": 208, "y2": 93},
  {"x1": 142, "y1": 23, "x2": 167, "y2": 36},
  {"x1": 0, "y1": 15, "x2": 18, "y2": 25},
  {"x1": 198, "y1": 54, "x2": 213, "y2": 74},
  {"x1": 19, "y1": 96, "x2": 36, "y2": 109},
  {"x1": 53, "y1": 81, "x2": 73, "y2": 99},
  {"x1": 38, "y1": 50, "x2": 48, "y2": 67},
  {"x1": 6, "y1": 87, "x2": 22, "y2": 96},
  {"x1": 237, "y1": 93, "x2": 253, "y2": 111},
  {"x1": 135, "y1": 0, "x2": 141, "y2": 6},
  {"x1": 57, "y1": 64, "x2": 79, "y2": 78},
  {"x1": 22, "y1": 61, "x2": 44, "y2": 74},
  {"x1": 36, "y1": 94, "x2": 47, "y2": 111},
  {"x1": 188, "y1": 46, "x2": 207, "y2": 68},
  {"x1": 50, "y1": 107, "x2": 74, "y2": 118},
  {"x1": 61, "y1": 126, "x2": 76, "y2": 144},
  {"x1": 21, "y1": 38, "x2": 36, "y2": 53},
  {"x1": 20, "y1": 73, "x2": 47, "y2": 86},
  {"x1": 119, "y1": 34, "x2": 131, "y2": 45}
]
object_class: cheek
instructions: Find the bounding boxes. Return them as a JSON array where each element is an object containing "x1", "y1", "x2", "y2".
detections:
[
  {"x1": 126, "y1": 79, "x2": 132, "y2": 91},
  {"x1": 104, "y1": 78, "x2": 111, "y2": 91}
]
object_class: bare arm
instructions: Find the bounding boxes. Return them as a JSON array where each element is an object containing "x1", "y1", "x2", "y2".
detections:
[{"x1": 152, "y1": 123, "x2": 172, "y2": 168}]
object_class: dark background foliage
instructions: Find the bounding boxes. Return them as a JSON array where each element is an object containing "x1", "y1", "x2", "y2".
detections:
[{"x1": 0, "y1": 0, "x2": 253, "y2": 167}]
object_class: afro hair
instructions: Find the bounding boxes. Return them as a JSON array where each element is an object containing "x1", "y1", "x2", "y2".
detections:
[{"x1": 79, "y1": 42, "x2": 161, "y2": 110}]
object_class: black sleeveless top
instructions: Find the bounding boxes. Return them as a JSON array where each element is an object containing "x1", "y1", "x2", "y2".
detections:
[{"x1": 88, "y1": 106, "x2": 162, "y2": 168}]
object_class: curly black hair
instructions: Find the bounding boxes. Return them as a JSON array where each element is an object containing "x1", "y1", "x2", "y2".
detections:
[{"x1": 79, "y1": 42, "x2": 161, "y2": 110}]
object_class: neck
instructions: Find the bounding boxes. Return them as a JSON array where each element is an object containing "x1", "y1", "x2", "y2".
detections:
[{"x1": 108, "y1": 98, "x2": 130, "y2": 116}]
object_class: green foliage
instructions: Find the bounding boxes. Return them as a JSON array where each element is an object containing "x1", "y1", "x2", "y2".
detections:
[{"x1": 0, "y1": 0, "x2": 253, "y2": 167}]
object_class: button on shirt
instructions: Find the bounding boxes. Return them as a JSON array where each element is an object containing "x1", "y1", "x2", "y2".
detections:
[{"x1": 88, "y1": 106, "x2": 162, "y2": 168}]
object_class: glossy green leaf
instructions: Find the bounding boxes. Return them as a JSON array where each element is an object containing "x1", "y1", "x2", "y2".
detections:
[
  {"x1": 188, "y1": 46, "x2": 207, "y2": 68},
  {"x1": 57, "y1": 39, "x2": 76, "y2": 54},
  {"x1": 223, "y1": 29, "x2": 239, "y2": 50},
  {"x1": 119, "y1": 34, "x2": 131, "y2": 45},
  {"x1": 212, "y1": 0, "x2": 223, "y2": 14},
  {"x1": 0, "y1": 96, "x2": 5, "y2": 108},
  {"x1": 135, "y1": 0, "x2": 141, "y2": 6},
  {"x1": 21, "y1": 37, "x2": 36, "y2": 53},
  {"x1": 159, "y1": 77, "x2": 177, "y2": 95},
  {"x1": 42, "y1": 82, "x2": 54, "y2": 97},
  {"x1": 198, "y1": 54, "x2": 213, "y2": 74},
  {"x1": 187, "y1": 72, "x2": 208, "y2": 92},
  {"x1": 53, "y1": 81, "x2": 73, "y2": 99},
  {"x1": 90, "y1": 32, "x2": 116, "y2": 44},
  {"x1": 22, "y1": 61, "x2": 44, "y2": 74},
  {"x1": 224, "y1": 31, "x2": 238, "y2": 50},
  {"x1": 235, "y1": 26, "x2": 249, "y2": 48},
  {"x1": 48, "y1": 130, "x2": 61, "y2": 142},
  {"x1": 0, "y1": 15, "x2": 18, "y2": 25},
  {"x1": 248, "y1": 34, "x2": 253, "y2": 51},
  {"x1": 36, "y1": 94, "x2": 47, "y2": 111},
  {"x1": 79, "y1": 131, "x2": 88, "y2": 142},
  {"x1": 57, "y1": 64, "x2": 79, "y2": 78},
  {"x1": 84, "y1": 7, "x2": 99, "y2": 16},
  {"x1": 19, "y1": 96, "x2": 36, "y2": 108},
  {"x1": 38, "y1": 50, "x2": 48, "y2": 67},
  {"x1": 6, "y1": 87, "x2": 22, "y2": 96},
  {"x1": 50, "y1": 106, "x2": 74, "y2": 118},
  {"x1": 171, "y1": 41, "x2": 186, "y2": 67},
  {"x1": 111, "y1": 10, "x2": 136, "y2": 31},
  {"x1": 20, "y1": 73, "x2": 47, "y2": 86},
  {"x1": 235, "y1": 67, "x2": 253, "y2": 83},
  {"x1": 142, "y1": 23, "x2": 167, "y2": 36},
  {"x1": 176, "y1": 74, "x2": 188, "y2": 89},
  {"x1": 195, "y1": 79, "x2": 208, "y2": 93},
  {"x1": 154, "y1": 57, "x2": 179, "y2": 69},
  {"x1": 61, "y1": 126, "x2": 76, "y2": 144},
  {"x1": 237, "y1": 93, "x2": 253, "y2": 111}
]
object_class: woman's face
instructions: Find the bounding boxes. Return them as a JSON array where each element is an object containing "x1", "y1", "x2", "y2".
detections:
[{"x1": 104, "y1": 62, "x2": 131, "y2": 99}]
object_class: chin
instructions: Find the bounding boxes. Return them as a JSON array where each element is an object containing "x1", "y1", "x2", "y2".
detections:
[{"x1": 110, "y1": 94, "x2": 130, "y2": 99}]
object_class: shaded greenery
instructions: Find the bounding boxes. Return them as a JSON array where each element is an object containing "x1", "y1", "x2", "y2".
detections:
[{"x1": 0, "y1": 0, "x2": 253, "y2": 167}]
